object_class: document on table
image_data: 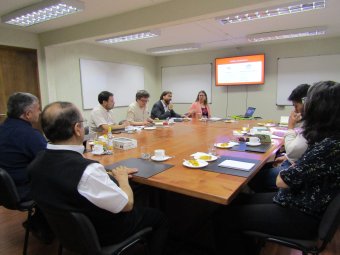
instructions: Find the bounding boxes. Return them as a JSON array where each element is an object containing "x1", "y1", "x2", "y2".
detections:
[{"x1": 218, "y1": 160, "x2": 255, "y2": 171}]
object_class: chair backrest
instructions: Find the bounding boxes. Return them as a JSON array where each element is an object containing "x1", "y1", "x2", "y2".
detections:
[
  {"x1": 318, "y1": 193, "x2": 340, "y2": 243},
  {"x1": 0, "y1": 168, "x2": 21, "y2": 209},
  {"x1": 41, "y1": 208, "x2": 102, "y2": 255}
]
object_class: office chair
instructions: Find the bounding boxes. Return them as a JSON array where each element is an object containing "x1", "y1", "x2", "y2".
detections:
[
  {"x1": 41, "y1": 207, "x2": 152, "y2": 255},
  {"x1": 244, "y1": 193, "x2": 340, "y2": 255},
  {"x1": 0, "y1": 168, "x2": 36, "y2": 255}
]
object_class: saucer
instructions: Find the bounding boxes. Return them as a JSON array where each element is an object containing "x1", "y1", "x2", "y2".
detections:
[
  {"x1": 144, "y1": 126, "x2": 156, "y2": 130},
  {"x1": 151, "y1": 155, "x2": 170, "y2": 162},
  {"x1": 246, "y1": 142, "x2": 261, "y2": 146}
]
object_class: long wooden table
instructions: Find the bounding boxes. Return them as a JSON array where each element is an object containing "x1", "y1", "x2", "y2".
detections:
[{"x1": 85, "y1": 119, "x2": 282, "y2": 205}]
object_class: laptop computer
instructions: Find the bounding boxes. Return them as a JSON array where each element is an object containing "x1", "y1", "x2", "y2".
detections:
[{"x1": 239, "y1": 107, "x2": 256, "y2": 118}]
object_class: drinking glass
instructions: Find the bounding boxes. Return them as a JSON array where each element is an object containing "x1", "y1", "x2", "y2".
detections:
[
  {"x1": 140, "y1": 146, "x2": 151, "y2": 160},
  {"x1": 208, "y1": 144, "x2": 217, "y2": 156}
]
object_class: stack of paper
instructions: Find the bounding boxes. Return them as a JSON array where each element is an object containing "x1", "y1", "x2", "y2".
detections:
[{"x1": 218, "y1": 160, "x2": 255, "y2": 171}]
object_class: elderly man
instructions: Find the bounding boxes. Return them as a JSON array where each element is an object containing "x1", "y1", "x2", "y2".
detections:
[
  {"x1": 28, "y1": 101, "x2": 168, "y2": 254},
  {"x1": 151, "y1": 91, "x2": 184, "y2": 119},
  {"x1": 0, "y1": 92, "x2": 53, "y2": 243},
  {"x1": 89, "y1": 91, "x2": 127, "y2": 133},
  {"x1": 126, "y1": 90, "x2": 153, "y2": 126},
  {"x1": 0, "y1": 92, "x2": 47, "y2": 200}
]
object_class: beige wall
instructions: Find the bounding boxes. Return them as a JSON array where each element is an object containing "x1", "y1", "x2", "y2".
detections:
[
  {"x1": 2, "y1": 25, "x2": 340, "y2": 122},
  {"x1": 157, "y1": 37, "x2": 340, "y2": 120},
  {"x1": 44, "y1": 43, "x2": 158, "y2": 122}
]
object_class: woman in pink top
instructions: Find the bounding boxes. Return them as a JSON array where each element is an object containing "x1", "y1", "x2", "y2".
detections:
[{"x1": 188, "y1": 90, "x2": 211, "y2": 118}]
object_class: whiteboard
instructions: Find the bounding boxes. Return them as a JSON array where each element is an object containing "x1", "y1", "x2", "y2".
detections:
[
  {"x1": 80, "y1": 59, "x2": 144, "y2": 109},
  {"x1": 277, "y1": 54, "x2": 340, "y2": 105},
  {"x1": 161, "y1": 64, "x2": 212, "y2": 103}
]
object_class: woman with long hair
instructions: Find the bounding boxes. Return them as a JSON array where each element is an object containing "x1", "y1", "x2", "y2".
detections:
[
  {"x1": 213, "y1": 81, "x2": 340, "y2": 255},
  {"x1": 188, "y1": 90, "x2": 211, "y2": 118}
]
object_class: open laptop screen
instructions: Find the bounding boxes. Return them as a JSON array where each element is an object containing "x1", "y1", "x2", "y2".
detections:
[{"x1": 244, "y1": 107, "x2": 256, "y2": 118}]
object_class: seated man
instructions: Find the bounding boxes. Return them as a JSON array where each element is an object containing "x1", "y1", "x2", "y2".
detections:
[
  {"x1": 89, "y1": 91, "x2": 127, "y2": 133},
  {"x1": 151, "y1": 91, "x2": 184, "y2": 120},
  {"x1": 28, "y1": 102, "x2": 167, "y2": 254},
  {"x1": 0, "y1": 92, "x2": 53, "y2": 243},
  {"x1": 126, "y1": 90, "x2": 153, "y2": 126},
  {"x1": 0, "y1": 92, "x2": 47, "y2": 201}
]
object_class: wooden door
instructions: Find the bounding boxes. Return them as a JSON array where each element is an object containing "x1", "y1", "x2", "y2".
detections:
[{"x1": 0, "y1": 45, "x2": 41, "y2": 123}]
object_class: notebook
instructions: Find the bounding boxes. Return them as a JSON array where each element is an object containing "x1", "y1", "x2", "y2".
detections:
[{"x1": 218, "y1": 160, "x2": 255, "y2": 171}]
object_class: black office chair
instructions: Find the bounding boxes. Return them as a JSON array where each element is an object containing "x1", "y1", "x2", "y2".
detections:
[
  {"x1": 41, "y1": 207, "x2": 152, "y2": 255},
  {"x1": 244, "y1": 193, "x2": 340, "y2": 255},
  {"x1": 0, "y1": 168, "x2": 36, "y2": 255}
]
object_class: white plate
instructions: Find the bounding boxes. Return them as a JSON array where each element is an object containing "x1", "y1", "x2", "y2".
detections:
[
  {"x1": 246, "y1": 142, "x2": 261, "y2": 146},
  {"x1": 214, "y1": 143, "x2": 233, "y2": 149},
  {"x1": 183, "y1": 159, "x2": 208, "y2": 168},
  {"x1": 144, "y1": 126, "x2": 156, "y2": 130},
  {"x1": 151, "y1": 155, "x2": 171, "y2": 161},
  {"x1": 194, "y1": 154, "x2": 218, "y2": 162},
  {"x1": 265, "y1": 123, "x2": 276, "y2": 127}
]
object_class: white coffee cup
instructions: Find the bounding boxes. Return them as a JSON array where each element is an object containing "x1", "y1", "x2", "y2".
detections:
[
  {"x1": 249, "y1": 137, "x2": 260, "y2": 144},
  {"x1": 154, "y1": 149, "x2": 165, "y2": 159}
]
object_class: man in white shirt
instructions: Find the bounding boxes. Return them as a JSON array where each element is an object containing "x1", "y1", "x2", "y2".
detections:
[
  {"x1": 126, "y1": 90, "x2": 153, "y2": 126},
  {"x1": 28, "y1": 101, "x2": 168, "y2": 255},
  {"x1": 89, "y1": 91, "x2": 127, "y2": 133}
]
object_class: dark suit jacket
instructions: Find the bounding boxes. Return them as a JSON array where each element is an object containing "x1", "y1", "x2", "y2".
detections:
[{"x1": 151, "y1": 100, "x2": 181, "y2": 119}]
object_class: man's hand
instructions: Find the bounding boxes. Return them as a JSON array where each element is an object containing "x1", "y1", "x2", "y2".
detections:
[
  {"x1": 168, "y1": 103, "x2": 173, "y2": 110},
  {"x1": 111, "y1": 166, "x2": 138, "y2": 180}
]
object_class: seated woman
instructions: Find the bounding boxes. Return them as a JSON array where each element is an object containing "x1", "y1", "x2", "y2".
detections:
[
  {"x1": 213, "y1": 81, "x2": 340, "y2": 255},
  {"x1": 249, "y1": 83, "x2": 310, "y2": 192},
  {"x1": 188, "y1": 90, "x2": 211, "y2": 118}
]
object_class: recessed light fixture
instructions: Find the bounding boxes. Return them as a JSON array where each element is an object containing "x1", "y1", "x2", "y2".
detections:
[
  {"x1": 97, "y1": 30, "x2": 160, "y2": 44},
  {"x1": 247, "y1": 27, "x2": 326, "y2": 42},
  {"x1": 217, "y1": 0, "x2": 325, "y2": 24},
  {"x1": 147, "y1": 43, "x2": 201, "y2": 54},
  {"x1": 1, "y1": 0, "x2": 84, "y2": 27}
]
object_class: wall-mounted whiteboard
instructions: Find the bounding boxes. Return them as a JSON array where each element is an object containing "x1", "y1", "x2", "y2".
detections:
[
  {"x1": 161, "y1": 64, "x2": 212, "y2": 103},
  {"x1": 80, "y1": 59, "x2": 144, "y2": 109},
  {"x1": 277, "y1": 54, "x2": 340, "y2": 105}
]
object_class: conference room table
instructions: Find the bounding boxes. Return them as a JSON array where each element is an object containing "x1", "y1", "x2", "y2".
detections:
[{"x1": 84, "y1": 119, "x2": 283, "y2": 205}]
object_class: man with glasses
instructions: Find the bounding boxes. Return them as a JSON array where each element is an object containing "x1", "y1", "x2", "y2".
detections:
[
  {"x1": 28, "y1": 102, "x2": 168, "y2": 255},
  {"x1": 89, "y1": 91, "x2": 128, "y2": 134},
  {"x1": 126, "y1": 90, "x2": 153, "y2": 126}
]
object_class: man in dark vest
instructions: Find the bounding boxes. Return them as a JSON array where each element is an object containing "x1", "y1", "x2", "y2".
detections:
[{"x1": 28, "y1": 101, "x2": 168, "y2": 255}]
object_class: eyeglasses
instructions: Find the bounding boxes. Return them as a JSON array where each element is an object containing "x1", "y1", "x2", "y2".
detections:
[
  {"x1": 139, "y1": 99, "x2": 149, "y2": 103},
  {"x1": 301, "y1": 97, "x2": 307, "y2": 104}
]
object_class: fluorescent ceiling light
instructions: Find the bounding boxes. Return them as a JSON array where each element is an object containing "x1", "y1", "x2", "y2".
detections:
[
  {"x1": 97, "y1": 30, "x2": 160, "y2": 44},
  {"x1": 1, "y1": 0, "x2": 84, "y2": 27},
  {"x1": 247, "y1": 27, "x2": 326, "y2": 42},
  {"x1": 147, "y1": 43, "x2": 201, "y2": 54},
  {"x1": 217, "y1": 0, "x2": 325, "y2": 24}
]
